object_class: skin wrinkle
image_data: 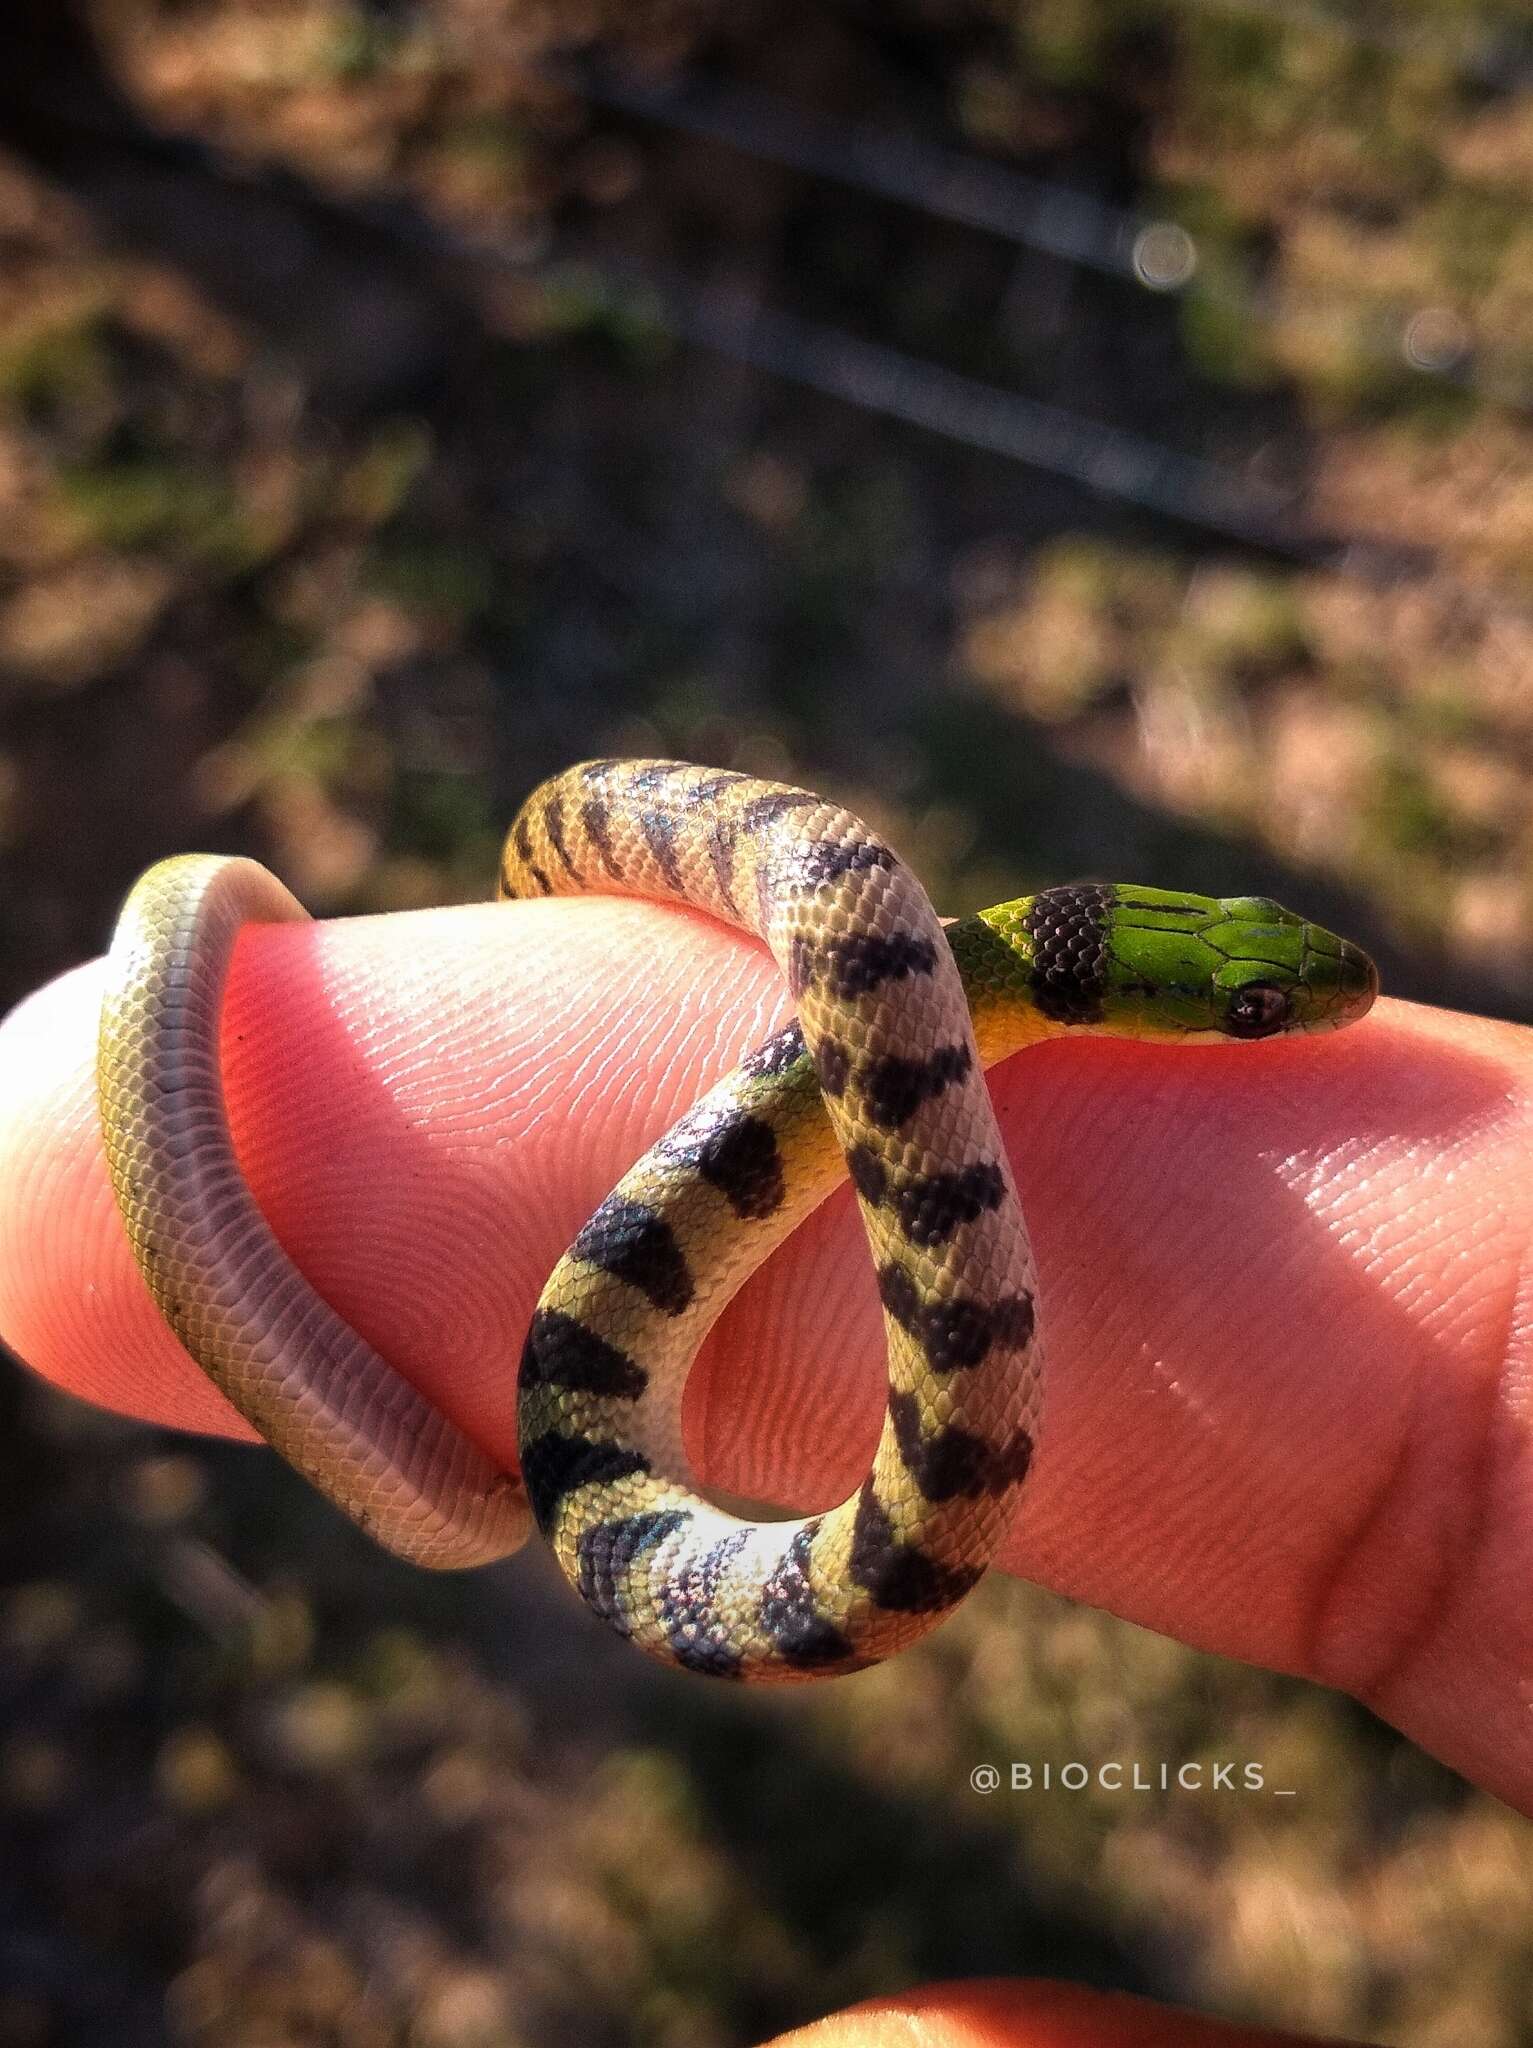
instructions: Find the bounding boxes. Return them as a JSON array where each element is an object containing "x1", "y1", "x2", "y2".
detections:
[
  {"x1": 696, "y1": 1170, "x2": 884, "y2": 1515},
  {"x1": 227, "y1": 916, "x2": 552, "y2": 1442},
  {"x1": 1139, "y1": 1351, "x2": 1221, "y2": 1437},
  {"x1": 1328, "y1": 1251, "x2": 1512, "y2": 1720},
  {"x1": 994, "y1": 1015, "x2": 1530, "y2": 1753},
  {"x1": 1041, "y1": 1088, "x2": 1326, "y2": 1607},
  {"x1": 1301, "y1": 1086, "x2": 1532, "y2": 1712},
  {"x1": 308, "y1": 954, "x2": 541, "y2": 1373},
  {"x1": 1504, "y1": 1240, "x2": 1533, "y2": 1413},
  {"x1": 555, "y1": 898, "x2": 794, "y2": 1203}
]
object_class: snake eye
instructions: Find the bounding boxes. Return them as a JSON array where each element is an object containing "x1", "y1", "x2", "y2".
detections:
[{"x1": 1225, "y1": 982, "x2": 1291, "y2": 1038}]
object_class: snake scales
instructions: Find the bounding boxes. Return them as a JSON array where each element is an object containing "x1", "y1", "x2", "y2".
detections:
[{"x1": 99, "y1": 759, "x2": 1377, "y2": 1681}]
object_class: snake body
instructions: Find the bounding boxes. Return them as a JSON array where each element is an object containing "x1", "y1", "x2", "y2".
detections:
[{"x1": 100, "y1": 760, "x2": 1377, "y2": 1680}]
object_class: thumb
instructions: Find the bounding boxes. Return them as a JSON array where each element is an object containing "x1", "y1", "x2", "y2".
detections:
[{"x1": 2, "y1": 892, "x2": 1532, "y2": 1810}]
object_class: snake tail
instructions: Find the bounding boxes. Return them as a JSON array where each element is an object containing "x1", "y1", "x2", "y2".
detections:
[{"x1": 98, "y1": 855, "x2": 527, "y2": 1567}]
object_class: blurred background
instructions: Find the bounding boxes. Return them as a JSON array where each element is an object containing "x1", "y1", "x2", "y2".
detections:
[{"x1": 3, "y1": 1, "x2": 1533, "y2": 2042}]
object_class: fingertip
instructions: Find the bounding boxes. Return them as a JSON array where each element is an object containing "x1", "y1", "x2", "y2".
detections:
[
  {"x1": 0, "y1": 954, "x2": 254, "y2": 1436},
  {"x1": 0, "y1": 892, "x2": 793, "y2": 1460}
]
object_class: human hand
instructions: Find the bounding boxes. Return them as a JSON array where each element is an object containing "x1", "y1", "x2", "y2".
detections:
[{"x1": 0, "y1": 893, "x2": 1527, "y2": 2045}]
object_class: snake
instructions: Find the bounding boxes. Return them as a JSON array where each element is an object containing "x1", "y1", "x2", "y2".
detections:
[{"x1": 99, "y1": 759, "x2": 1378, "y2": 1681}]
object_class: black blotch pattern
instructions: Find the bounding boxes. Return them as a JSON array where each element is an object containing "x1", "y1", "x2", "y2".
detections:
[
  {"x1": 626, "y1": 761, "x2": 694, "y2": 793},
  {"x1": 795, "y1": 931, "x2": 939, "y2": 1002},
  {"x1": 860, "y1": 1042, "x2": 972, "y2": 1129},
  {"x1": 520, "y1": 1435, "x2": 651, "y2": 1531},
  {"x1": 690, "y1": 770, "x2": 752, "y2": 805},
  {"x1": 991, "y1": 1295, "x2": 1037, "y2": 1347},
  {"x1": 577, "y1": 1509, "x2": 691, "y2": 1631},
  {"x1": 521, "y1": 1309, "x2": 648, "y2": 1399},
  {"x1": 814, "y1": 1037, "x2": 851, "y2": 1096},
  {"x1": 738, "y1": 790, "x2": 819, "y2": 833},
  {"x1": 705, "y1": 816, "x2": 740, "y2": 913},
  {"x1": 876, "y1": 1263, "x2": 922, "y2": 1331},
  {"x1": 846, "y1": 1143, "x2": 888, "y2": 1206},
  {"x1": 658, "y1": 1527, "x2": 752, "y2": 1677},
  {"x1": 543, "y1": 793, "x2": 578, "y2": 878},
  {"x1": 698, "y1": 1113, "x2": 785, "y2": 1218},
  {"x1": 895, "y1": 1163, "x2": 1006, "y2": 1247},
  {"x1": 887, "y1": 1390, "x2": 1034, "y2": 1501},
  {"x1": 848, "y1": 1487, "x2": 984, "y2": 1614},
  {"x1": 877, "y1": 1265, "x2": 1035, "y2": 1372},
  {"x1": 760, "y1": 1521, "x2": 854, "y2": 1666},
  {"x1": 798, "y1": 840, "x2": 895, "y2": 886},
  {"x1": 571, "y1": 1197, "x2": 694, "y2": 1316},
  {"x1": 671, "y1": 1638, "x2": 744, "y2": 1677},
  {"x1": 1024, "y1": 883, "x2": 1115, "y2": 1024},
  {"x1": 641, "y1": 807, "x2": 686, "y2": 891},
  {"x1": 513, "y1": 813, "x2": 551, "y2": 896},
  {"x1": 741, "y1": 1023, "x2": 806, "y2": 1079},
  {"x1": 663, "y1": 1110, "x2": 785, "y2": 1219},
  {"x1": 580, "y1": 798, "x2": 623, "y2": 878}
]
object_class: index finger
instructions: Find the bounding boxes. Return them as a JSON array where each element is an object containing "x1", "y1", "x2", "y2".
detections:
[{"x1": 1, "y1": 894, "x2": 1529, "y2": 1808}]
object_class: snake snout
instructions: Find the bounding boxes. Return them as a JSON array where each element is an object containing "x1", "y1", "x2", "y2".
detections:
[{"x1": 1337, "y1": 939, "x2": 1380, "y2": 1022}]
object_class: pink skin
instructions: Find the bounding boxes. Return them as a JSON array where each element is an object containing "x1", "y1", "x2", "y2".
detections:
[{"x1": 2, "y1": 895, "x2": 1531, "y2": 1838}]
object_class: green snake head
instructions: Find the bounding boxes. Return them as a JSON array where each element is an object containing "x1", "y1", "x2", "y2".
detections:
[
  {"x1": 976, "y1": 884, "x2": 1378, "y2": 1044},
  {"x1": 1097, "y1": 884, "x2": 1376, "y2": 1042}
]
